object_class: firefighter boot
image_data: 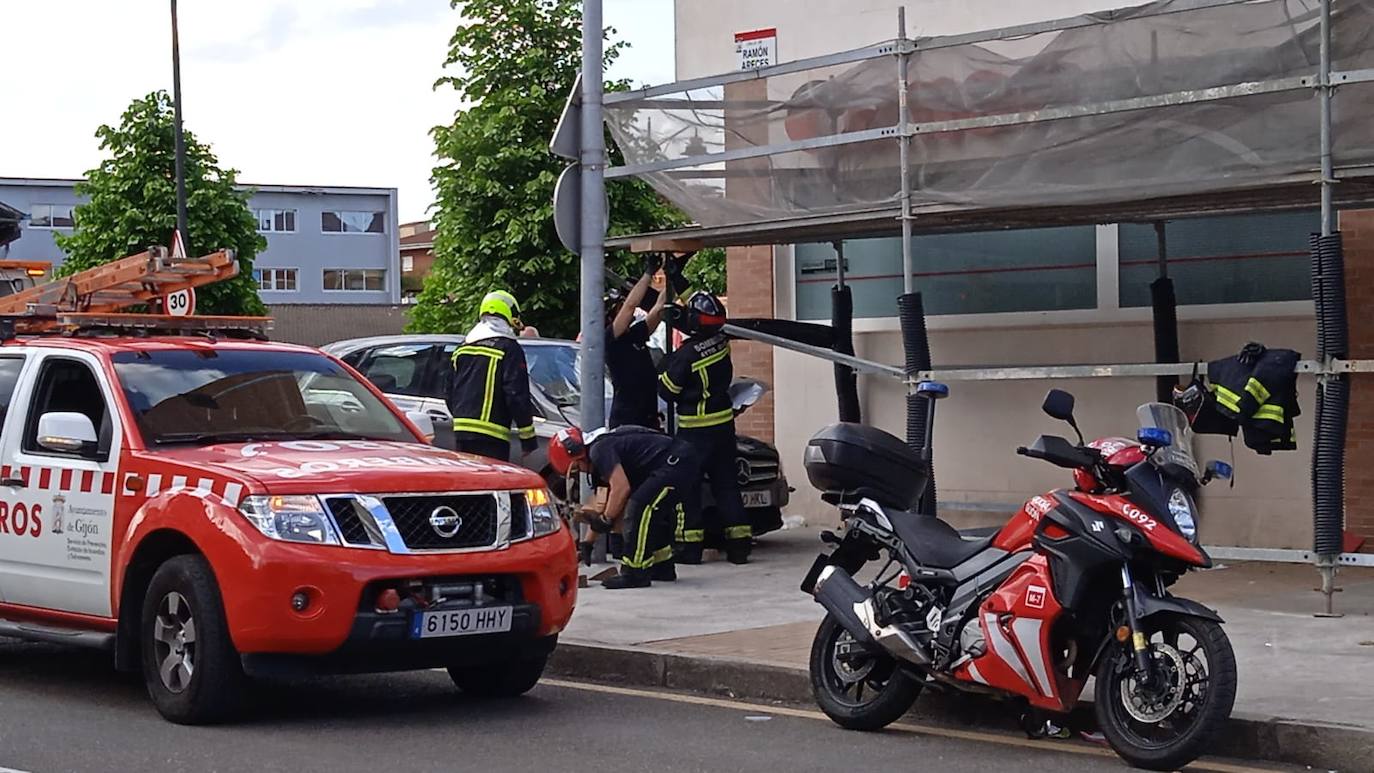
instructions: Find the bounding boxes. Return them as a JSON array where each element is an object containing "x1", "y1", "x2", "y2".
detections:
[
  {"x1": 725, "y1": 539, "x2": 751, "y2": 565},
  {"x1": 674, "y1": 543, "x2": 703, "y2": 565},
  {"x1": 650, "y1": 560, "x2": 677, "y2": 582},
  {"x1": 603, "y1": 567, "x2": 652, "y2": 590}
]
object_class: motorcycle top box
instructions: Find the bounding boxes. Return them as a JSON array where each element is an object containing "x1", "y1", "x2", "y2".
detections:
[{"x1": 803, "y1": 423, "x2": 927, "y2": 509}]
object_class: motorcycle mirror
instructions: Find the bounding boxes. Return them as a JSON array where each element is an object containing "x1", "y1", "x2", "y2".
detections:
[
  {"x1": 1042, "y1": 389, "x2": 1076, "y2": 421},
  {"x1": 1042, "y1": 389, "x2": 1084, "y2": 444}
]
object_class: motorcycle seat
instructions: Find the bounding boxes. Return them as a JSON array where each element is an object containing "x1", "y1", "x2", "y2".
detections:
[{"x1": 886, "y1": 509, "x2": 993, "y2": 569}]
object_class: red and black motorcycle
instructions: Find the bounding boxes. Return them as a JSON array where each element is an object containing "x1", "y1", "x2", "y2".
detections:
[{"x1": 800, "y1": 385, "x2": 1237, "y2": 771}]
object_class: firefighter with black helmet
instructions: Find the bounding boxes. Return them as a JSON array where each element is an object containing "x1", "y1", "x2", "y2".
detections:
[
  {"x1": 658, "y1": 290, "x2": 752, "y2": 564},
  {"x1": 446, "y1": 289, "x2": 537, "y2": 461},
  {"x1": 605, "y1": 254, "x2": 669, "y2": 429}
]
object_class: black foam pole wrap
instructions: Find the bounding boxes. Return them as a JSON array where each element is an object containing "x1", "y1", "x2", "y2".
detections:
[
  {"x1": 898, "y1": 292, "x2": 937, "y2": 516},
  {"x1": 831, "y1": 285, "x2": 861, "y2": 423},
  {"x1": 1151, "y1": 276, "x2": 1180, "y2": 403}
]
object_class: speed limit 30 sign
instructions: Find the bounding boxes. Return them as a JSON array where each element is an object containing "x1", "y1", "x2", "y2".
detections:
[{"x1": 163, "y1": 287, "x2": 196, "y2": 317}]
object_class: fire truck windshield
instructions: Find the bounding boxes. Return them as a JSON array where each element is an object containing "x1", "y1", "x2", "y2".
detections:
[{"x1": 111, "y1": 348, "x2": 418, "y2": 446}]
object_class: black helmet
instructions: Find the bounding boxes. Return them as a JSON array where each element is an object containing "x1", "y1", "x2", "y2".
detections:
[
  {"x1": 681, "y1": 291, "x2": 727, "y2": 335},
  {"x1": 603, "y1": 286, "x2": 627, "y2": 320}
]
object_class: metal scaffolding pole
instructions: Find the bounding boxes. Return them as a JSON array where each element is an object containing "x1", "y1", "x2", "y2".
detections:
[
  {"x1": 896, "y1": 8, "x2": 915, "y2": 294},
  {"x1": 1314, "y1": 0, "x2": 1343, "y2": 616},
  {"x1": 579, "y1": 0, "x2": 607, "y2": 433}
]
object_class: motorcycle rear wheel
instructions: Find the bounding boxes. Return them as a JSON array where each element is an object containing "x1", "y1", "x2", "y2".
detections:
[
  {"x1": 1094, "y1": 614, "x2": 1237, "y2": 771},
  {"x1": 809, "y1": 614, "x2": 922, "y2": 731}
]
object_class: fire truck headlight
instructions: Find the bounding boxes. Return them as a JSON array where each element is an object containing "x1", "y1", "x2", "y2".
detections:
[
  {"x1": 526, "y1": 488, "x2": 562, "y2": 537},
  {"x1": 240, "y1": 495, "x2": 341, "y2": 545}
]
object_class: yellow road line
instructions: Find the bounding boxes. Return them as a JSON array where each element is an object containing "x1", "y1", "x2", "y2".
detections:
[{"x1": 540, "y1": 678, "x2": 1285, "y2": 773}]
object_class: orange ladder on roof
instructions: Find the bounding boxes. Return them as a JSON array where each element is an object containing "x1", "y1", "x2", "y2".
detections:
[{"x1": 0, "y1": 247, "x2": 239, "y2": 319}]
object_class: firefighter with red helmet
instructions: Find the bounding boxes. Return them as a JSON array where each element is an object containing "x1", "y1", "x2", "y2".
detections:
[
  {"x1": 658, "y1": 291, "x2": 752, "y2": 564},
  {"x1": 550, "y1": 426, "x2": 697, "y2": 589}
]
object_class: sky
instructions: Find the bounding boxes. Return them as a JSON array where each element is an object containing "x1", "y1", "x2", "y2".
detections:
[{"x1": 0, "y1": 0, "x2": 676, "y2": 223}]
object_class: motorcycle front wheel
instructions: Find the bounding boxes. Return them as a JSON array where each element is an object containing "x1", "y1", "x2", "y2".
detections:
[
  {"x1": 1094, "y1": 613, "x2": 1238, "y2": 771},
  {"x1": 809, "y1": 614, "x2": 922, "y2": 731}
]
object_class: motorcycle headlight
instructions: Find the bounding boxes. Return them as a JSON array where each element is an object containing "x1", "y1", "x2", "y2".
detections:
[
  {"x1": 527, "y1": 488, "x2": 562, "y2": 537},
  {"x1": 1167, "y1": 488, "x2": 1198, "y2": 541},
  {"x1": 239, "y1": 495, "x2": 341, "y2": 545}
]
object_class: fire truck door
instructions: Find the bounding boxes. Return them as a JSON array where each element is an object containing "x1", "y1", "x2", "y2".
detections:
[{"x1": 0, "y1": 350, "x2": 122, "y2": 617}]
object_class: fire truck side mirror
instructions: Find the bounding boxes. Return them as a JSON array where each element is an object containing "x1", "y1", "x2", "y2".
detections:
[{"x1": 37, "y1": 412, "x2": 99, "y2": 456}]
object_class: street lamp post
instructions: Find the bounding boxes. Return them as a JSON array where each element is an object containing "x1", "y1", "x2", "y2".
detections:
[{"x1": 170, "y1": 0, "x2": 189, "y2": 246}]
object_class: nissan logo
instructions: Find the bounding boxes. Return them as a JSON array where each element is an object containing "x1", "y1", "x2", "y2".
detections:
[
  {"x1": 428, "y1": 505, "x2": 464, "y2": 539},
  {"x1": 736, "y1": 458, "x2": 752, "y2": 486}
]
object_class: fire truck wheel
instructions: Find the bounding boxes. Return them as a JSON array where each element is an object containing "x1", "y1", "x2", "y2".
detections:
[
  {"x1": 447, "y1": 655, "x2": 548, "y2": 698},
  {"x1": 140, "y1": 554, "x2": 245, "y2": 724}
]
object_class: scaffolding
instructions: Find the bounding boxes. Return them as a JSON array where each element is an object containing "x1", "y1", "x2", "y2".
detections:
[{"x1": 597, "y1": 0, "x2": 1374, "y2": 604}]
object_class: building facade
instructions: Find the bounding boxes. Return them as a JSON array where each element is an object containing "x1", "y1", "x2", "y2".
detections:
[
  {"x1": 671, "y1": 0, "x2": 1363, "y2": 551},
  {"x1": 0, "y1": 178, "x2": 401, "y2": 306},
  {"x1": 399, "y1": 220, "x2": 437, "y2": 303}
]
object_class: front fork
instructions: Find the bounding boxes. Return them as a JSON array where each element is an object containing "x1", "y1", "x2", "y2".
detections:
[{"x1": 1120, "y1": 564, "x2": 1155, "y2": 680}]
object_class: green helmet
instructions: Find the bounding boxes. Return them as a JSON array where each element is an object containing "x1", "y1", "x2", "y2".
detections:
[{"x1": 479, "y1": 290, "x2": 521, "y2": 324}]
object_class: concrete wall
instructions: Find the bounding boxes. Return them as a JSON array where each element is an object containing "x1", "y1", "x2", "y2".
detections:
[
  {"x1": 0, "y1": 179, "x2": 399, "y2": 305},
  {"x1": 775, "y1": 310, "x2": 1318, "y2": 548}
]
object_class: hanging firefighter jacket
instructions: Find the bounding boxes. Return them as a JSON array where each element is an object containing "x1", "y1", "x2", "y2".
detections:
[{"x1": 1205, "y1": 343, "x2": 1300, "y2": 455}]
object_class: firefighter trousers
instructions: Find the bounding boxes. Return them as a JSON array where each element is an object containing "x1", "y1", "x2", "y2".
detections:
[
  {"x1": 621, "y1": 458, "x2": 695, "y2": 571},
  {"x1": 676, "y1": 422, "x2": 752, "y2": 548}
]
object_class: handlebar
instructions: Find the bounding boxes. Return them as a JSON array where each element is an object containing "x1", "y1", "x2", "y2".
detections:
[{"x1": 1019, "y1": 435, "x2": 1102, "y2": 471}]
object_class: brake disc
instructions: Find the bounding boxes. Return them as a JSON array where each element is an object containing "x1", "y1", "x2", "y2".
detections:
[
  {"x1": 1120, "y1": 643, "x2": 1187, "y2": 723},
  {"x1": 832, "y1": 631, "x2": 876, "y2": 683}
]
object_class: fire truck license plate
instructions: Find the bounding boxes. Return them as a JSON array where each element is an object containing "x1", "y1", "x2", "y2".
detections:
[{"x1": 411, "y1": 607, "x2": 513, "y2": 639}]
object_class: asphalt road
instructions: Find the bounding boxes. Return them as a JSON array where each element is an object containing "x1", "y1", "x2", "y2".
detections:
[{"x1": 0, "y1": 639, "x2": 1286, "y2": 773}]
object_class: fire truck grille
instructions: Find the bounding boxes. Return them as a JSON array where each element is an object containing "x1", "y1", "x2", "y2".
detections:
[
  {"x1": 508, "y1": 492, "x2": 530, "y2": 541},
  {"x1": 324, "y1": 498, "x2": 384, "y2": 547},
  {"x1": 381, "y1": 494, "x2": 499, "y2": 550}
]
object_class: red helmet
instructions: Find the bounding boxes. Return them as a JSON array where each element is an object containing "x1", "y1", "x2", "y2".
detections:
[{"x1": 549, "y1": 427, "x2": 587, "y2": 477}]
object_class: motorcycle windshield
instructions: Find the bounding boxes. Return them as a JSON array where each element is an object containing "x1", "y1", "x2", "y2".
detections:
[{"x1": 1137, "y1": 402, "x2": 1200, "y2": 481}]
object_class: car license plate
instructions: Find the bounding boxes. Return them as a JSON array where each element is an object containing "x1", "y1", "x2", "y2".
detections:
[
  {"x1": 741, "y1": 490, "x2": 772, "y2": 508},
  {"x1": 410, "y1": 606, "x2": 513, "y2": 639}
]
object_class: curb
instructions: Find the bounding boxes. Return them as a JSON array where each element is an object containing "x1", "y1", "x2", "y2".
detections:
[{"x1": 549, "y1": 640, "x2": 1374, "y2": 771}]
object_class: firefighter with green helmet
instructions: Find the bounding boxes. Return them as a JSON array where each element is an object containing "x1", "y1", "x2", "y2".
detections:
[{"x1": 446, "y1": 289, "x2": 537, "y2": 461}]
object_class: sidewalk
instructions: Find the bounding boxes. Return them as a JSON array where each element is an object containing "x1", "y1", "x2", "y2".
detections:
[{"x1": 557, "y1": 526, "x2": 1374, "y2": 769}]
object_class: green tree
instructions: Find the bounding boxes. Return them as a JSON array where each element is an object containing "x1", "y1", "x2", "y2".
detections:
[
  {"x1": 411, "y1": 0, "x2": 717, "y2": 338},
  {"x1": 56, "y1": 91, "x2": 266, "y2": 316}
]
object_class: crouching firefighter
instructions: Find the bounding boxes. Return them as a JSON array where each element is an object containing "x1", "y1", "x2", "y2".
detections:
[
  {"x1": 446, "y1": 290, "x2": 537, "y2": 461},
  {"x1": 549, "y1": 426, "x2": 698, "y2": 589},
  {"x1": 659, "y1": 291, "x2": 752, "y2": 565}
]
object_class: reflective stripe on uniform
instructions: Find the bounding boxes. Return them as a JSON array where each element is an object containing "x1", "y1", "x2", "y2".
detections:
[
  {"x1": 649, "y1": 545, "x2": 673, "y2": 566},
  {"x1": 516, "y1": 423, "x2": 536, "y2": 440},
  {"x1": 1212, "y1": 384, "x2": 1242, "y2": 413},
  {"x1": 1245, "y1": 377, "x2": 1271, "y2": 405},
  {"x1": 1254, "y1": 404, "x2": 1285, "y2": 423},
  {"x1": 691, "y1": 348, "x2": 730, "y2": 372},
  {"x1": 454, "y1": 345, "x2": 506, "y2": 361},
  {"x1": 678, "y1": 528, "x2": 705, "y2": 544},
  {"x1": 659, "y1": 372, "x2": 683, "y2": 394},
  {"x1": 678, "y1": 408, "x2": 734, "y2": 428},
  {"x1": 482, "y1": 354, "x2": 500, "y2": 421},
  {"x1": 625, "y1": 486, "x2": 673, "y2": 569},
  {"x1": 452, "y1": 417, "x2": 512, "y2": 441},
  {"x1": 724, "y1": 524, "x2": 753, "y2": 540}
]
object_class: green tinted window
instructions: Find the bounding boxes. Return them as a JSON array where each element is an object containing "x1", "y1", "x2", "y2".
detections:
[
  {"x1": 795, "y1": 226, "x2": 1097, "y2": 319},
  {"x1": 1119, "y1": 211, "x2": 1316, "y2": 307}
]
